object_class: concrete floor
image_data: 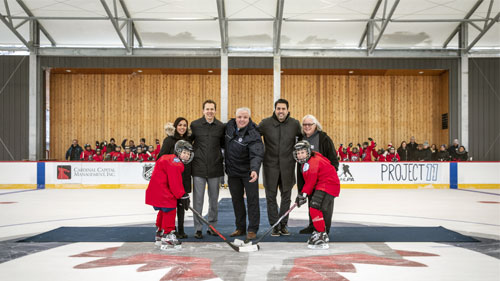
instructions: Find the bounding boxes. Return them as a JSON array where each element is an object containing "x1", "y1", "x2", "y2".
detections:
[{"x1": 0, "y1": 188, "x2": 499, "y2": 281}]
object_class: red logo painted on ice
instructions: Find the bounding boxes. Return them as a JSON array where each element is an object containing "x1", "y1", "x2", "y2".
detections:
[
  {"x1": 286, "y1": 250, "x2": 438, "y2": 281},
  {"x1": 57, "y1": 165, "x2": 71, "y2": 179},
  {"x1": 71, "y1": 247, "x2": 217, "y2": 281}
]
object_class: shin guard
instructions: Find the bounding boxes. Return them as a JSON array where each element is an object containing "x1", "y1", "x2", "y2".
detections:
[{"x1": 309, "y1": 207, "x2": 325, "y2": 233}]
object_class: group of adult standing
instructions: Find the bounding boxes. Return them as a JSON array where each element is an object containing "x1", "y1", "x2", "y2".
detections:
[{"x1": 157, "y1": 98, "x2": 338, "y2": 241}]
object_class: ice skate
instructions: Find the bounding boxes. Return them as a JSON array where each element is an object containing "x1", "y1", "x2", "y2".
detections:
[
  {"x1": 160, "y1": 230, "x2": 182, "y2": 250},
  {"x1": 155, "y1": 228, "x2": 164, "y2": 247},
  {"x1": 307, "y1": 231, "x2": 329, "y2": 249}
]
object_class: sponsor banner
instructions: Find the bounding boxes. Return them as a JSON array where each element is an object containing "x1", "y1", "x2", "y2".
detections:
[
  {"x1": 457, "y1": 162, "x2": 500, "y2": 187},
  {"x1": 337, "y1": 162, "x2": 449, "y2": 185},
  {"x1": 45, "y1": 162, "x2": 156, "y2": 187},
  {"x1": 0, "y1": 162, "x2": 37, "y2": 185}
]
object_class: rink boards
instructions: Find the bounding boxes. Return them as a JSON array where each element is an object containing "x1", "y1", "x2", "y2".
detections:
[{"x1": 0, "y1": 161, "x2": 498, "y2": 189}]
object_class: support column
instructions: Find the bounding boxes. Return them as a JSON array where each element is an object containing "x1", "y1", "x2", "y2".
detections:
[
  {"x1": 28, "y1": 19, "x2": 39, "y2": 160},
  {"x1": 220, "y1": 53, "x2": 228, "y2": 122},
  {"x1": 273, "y1": 55, "x2": 281, "y2": 108},
  {"x1": 459, "y1": 22, "x2": 469, "y2": 149}
]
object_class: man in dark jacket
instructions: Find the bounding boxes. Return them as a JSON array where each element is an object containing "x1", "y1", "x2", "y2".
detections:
[
  {"x1": 65, "y1": 139, "x2": 83, "y2": 160},
  {"x1": 258, "y1": 99, "x2": 302, "y2": 236},
  {"x1": 448, "y1": 139, "x2": 460, "y2": 160},
  {"x1": 416, "y1": 142, "x2": 432, "y2": 161},
  {"x1": 190, "y1": 100, "x2": 225, "y2": 239},
  {"x1": 225, "y1": 108, "x2": 264, "y2": 241},
  {"x1": 296, "y1": 114, "x2": 338, "y2": 234},
  {"x1": 407, "y1": 136, "x2": 418, "y2": 161}
]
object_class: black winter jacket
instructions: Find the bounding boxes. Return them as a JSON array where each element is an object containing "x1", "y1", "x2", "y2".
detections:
[
  {"x1": 397, "y1": 146, "x2": 409, "y2": 161},
  {"x1": 407, "y1": 142, "x2": 418, "y2": 161},
  {"x1": 416, "y1": 148, "x2": 432, "y2": 161},
  {"x1": 190, "y1": 116, "x2": 225, "y2": 178},
  {"x1": 224, "y1": 119, "x2": 264, "y2": 178},
  {"x1": 436, "y1": 150, "x2": 451, "y2": 161},
  {"x1": 66, "y1": 145, "x2": 83, "y2": 160}
]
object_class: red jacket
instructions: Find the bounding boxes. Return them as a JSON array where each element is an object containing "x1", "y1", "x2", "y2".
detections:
[
  {"x1": 146, "y1": 151, "x2": 158, "y2": 161},
  {"x1": 145, "y1": 154, "x2": 186, "y2": 208},
  {"x1": 337, "y1": 146, "x2": 349, "y2": 161},
  {"x1": 92, "y1": 154, "x2": 103, "y2": 161},
  {"x1": 347, "y1": 147, "x2": 361, "y2": 162},
  {"x1": 80, "y1": 150, "x2": 94, "y2": 161},
  {"x1": 123, "y1": 151, "x2": 135, "y2": 161},
  {"x1": 134, "y1": 153, "x2": 149, "y2": 162},
  {"x1": 300, "y1": 152, "x2": 340, "y2": 197},
  {"x1": 386, "y1": 153, "x2": 400, "y2": 162},
  {"x1": 110, "y1": 151, "x2": 124, "y2": 161},
  {"x1": 360, "y1": 141, "x2": 375, "y2": 161}
]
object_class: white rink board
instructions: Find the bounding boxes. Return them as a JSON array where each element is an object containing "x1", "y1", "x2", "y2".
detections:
[
  {"x1": 457, "y1": 162, "x2": 500, "y2": 184},
  {"x1": 0, "y1": 162, "x2": 37, "y2": 184}
]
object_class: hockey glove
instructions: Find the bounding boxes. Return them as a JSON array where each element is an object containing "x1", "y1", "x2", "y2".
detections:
[
  {"x1": 368, "y1": 137, "x2": 373, "y2": 141},
  {"x1": 180, "y1": 193, "x2": 190, "y2": 211},
  {"x1": 295, "y1": 193, "x2": 307, "y2": 208}
]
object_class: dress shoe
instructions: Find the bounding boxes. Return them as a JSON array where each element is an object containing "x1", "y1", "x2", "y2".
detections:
[
  {"x1": 230, "y1": 229, "x2": 246, "y2": 237},
  {"x1": 280, "y1": 225, "x2": 290, "y2": 236},
  {"x1": 207, "y1": 228, "x2": 218, "y2": 236},
  {"x1": 246, "y1": 231, "x2": 257, "y2": 240},
  {"x1": 271, "y1": 226, "x2": 280, "y2": 237},
  {"x1": 194, "y1": 231, "x2": 203, "y2": 239}
]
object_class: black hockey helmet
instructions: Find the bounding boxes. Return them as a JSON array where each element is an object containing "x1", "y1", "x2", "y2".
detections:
[
  {"x1": 293, "y1": 140, "x2": 312, "y2": 164},
  {"x1": 174, "y1": 140, "x2": 194, "y2": 164}
]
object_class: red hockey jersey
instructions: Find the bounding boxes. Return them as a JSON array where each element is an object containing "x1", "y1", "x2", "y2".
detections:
[
  {"x1": 300, "y1": 152, "x2": 340, "y2": 197},
  {"x1": 145, "y1": 154, "x2": 186, "y2": 208}
]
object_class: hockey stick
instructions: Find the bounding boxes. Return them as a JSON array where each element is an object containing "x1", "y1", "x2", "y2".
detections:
[
  {"x1": 188, "y1": 206, "x2": 259, "y2": 252},
  {"x1": 242, "y1": 202, "x2": 298, "y2": 245}
]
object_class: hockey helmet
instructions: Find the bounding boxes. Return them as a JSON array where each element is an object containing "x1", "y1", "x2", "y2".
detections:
[
  {"x1": 174, "y1": 140, "x2": 194, "y2": 164},
  {"x1": 293, "y1": 140, "x2": 312, "y2": 164}
]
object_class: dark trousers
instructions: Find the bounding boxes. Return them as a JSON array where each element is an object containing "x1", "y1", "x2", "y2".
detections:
[
  {"x1": 228, "y1": 176, "x2": 260, "y2": 233},
  {"x1": 299, "y1": 186, "x2": 335, "y2": 234},
  {"x1": 176, "y1": 201, "x2": 185, "y2": 232},
  {"x1": 265, "y1": 175, "x2": 292, "y2": 227}
]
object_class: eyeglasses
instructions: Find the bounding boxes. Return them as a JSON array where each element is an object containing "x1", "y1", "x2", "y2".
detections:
[{"x1": 302, "y1": 123, "x2": 315, "y2": 127}]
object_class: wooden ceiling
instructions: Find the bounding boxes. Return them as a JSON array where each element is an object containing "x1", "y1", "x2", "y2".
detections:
[{"x1": 49, "y1": 68, "x2": 447, "y2": 76}]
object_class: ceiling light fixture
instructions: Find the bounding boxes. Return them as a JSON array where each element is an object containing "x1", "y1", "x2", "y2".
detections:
[
  {"x1": 65, "y1": 69, "x2": 71, "y2": 73},
  {"x1": 348, "y1": 70, "x2": 354, "y2": 74},
  {"x1": 418, "y1": 71, "x2": 424, "y2": 74},
  {"x1": 208, "y1": 70, "x2": 213, "y2": 73},
  {"x1": 137, "y1": 69, "x2": 143, "y2": 73}
]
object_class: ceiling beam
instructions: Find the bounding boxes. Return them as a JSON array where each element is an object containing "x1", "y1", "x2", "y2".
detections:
[
  {"x1": 358, "y1": 0, "x2": 383, "y2": 48},
  {"x1": 118, "y1": 0, "x2": 143, "y2": 47},
  {"x1": 16, "y1": 0, "x2": 56, "y2": 46},
  {"x1": 100, "y1": 0, "x2": 130, "y2": 52},
  {"x1": 216, "y1": 0, "x2": 227, "y2": 54},
  {"x1": 369, "y1": 0, "x2": 400, "y2": 54},
  {"x1": 466, "y1": 12, "x2": 500, "y2": 52},
  {"x1": 0, "y1": 13, "x2": 29, "y2": 47},
  {"x1": 273, "y1": 0, "x2": 285, "y2": 55},
  {"x1": 442, "y1": 0, "x2": 484, "y2": 48}
]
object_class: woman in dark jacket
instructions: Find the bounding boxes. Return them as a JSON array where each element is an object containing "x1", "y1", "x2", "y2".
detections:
[
  {"x1": 157, "y1": 117, "x2": 192, "y2": 238},
  {"x1": 397, "y1": 141, "x2": 409, "y2": 161},
  {"x1": 297, "y1": 114, "x2": 338, "y2": 235},
  {"x1": 436, "y1": 145, "x2": 451, "y2": 161},
  {"x1": 455, "y1": 146, "x2": 469, "y2": 161}
]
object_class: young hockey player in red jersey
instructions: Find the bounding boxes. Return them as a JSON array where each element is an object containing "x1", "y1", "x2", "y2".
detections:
[
  {"x1": 386, "y1": 146, "x2": 401, "y2": 162},
  {"x1": 373, "y1": 148, "x2": 387, "y2": 162},
  {"x1": 92, "y1": 149, "x2": 104, "y2": 161},
  {"x1": 359, "y1": 138, "x2": 376, "y2": 161},
  {"x1": 337, "y1": 144, "x2": 349, "y2": 161},
  {"x1": 346, "y1": 143, "x2": 361, "y2": 162},
  {"x1": 123, "y1": 146, "x2": 134, "y2": 162},
  {"x1": 145, "y1": 140, "x2": 193, "y2": 250},
  {"x1": 110, "y1": 146, "x2": 124, "y2": 161},
  {"x1": 146, "y1": 145, "x2": 157, "y2": 161},
  {"x1": 80, "y1": 144, "x2": 94, "y2": 161},
  {"x1": 294, "y1": 140, "x2": 340, "y2": 249},
  {"x1": 134, "y1": 146, "x2": 149, "y2": 162}
]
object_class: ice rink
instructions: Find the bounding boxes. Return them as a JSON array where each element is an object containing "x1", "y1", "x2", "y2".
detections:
[{"x1": 0, "y1": 188, "x2": 499, "y2": 281}]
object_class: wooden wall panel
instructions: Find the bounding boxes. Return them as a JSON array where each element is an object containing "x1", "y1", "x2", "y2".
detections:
[
  {"x1": 50, "y1": 74, "x2": 220, "y2": 160},
  {"x1": 282, "y1": 74, "x2": 448, "y2": 154},
  {"x1": 228, "y1": 74, "x2": 273, "y2": 124}
]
